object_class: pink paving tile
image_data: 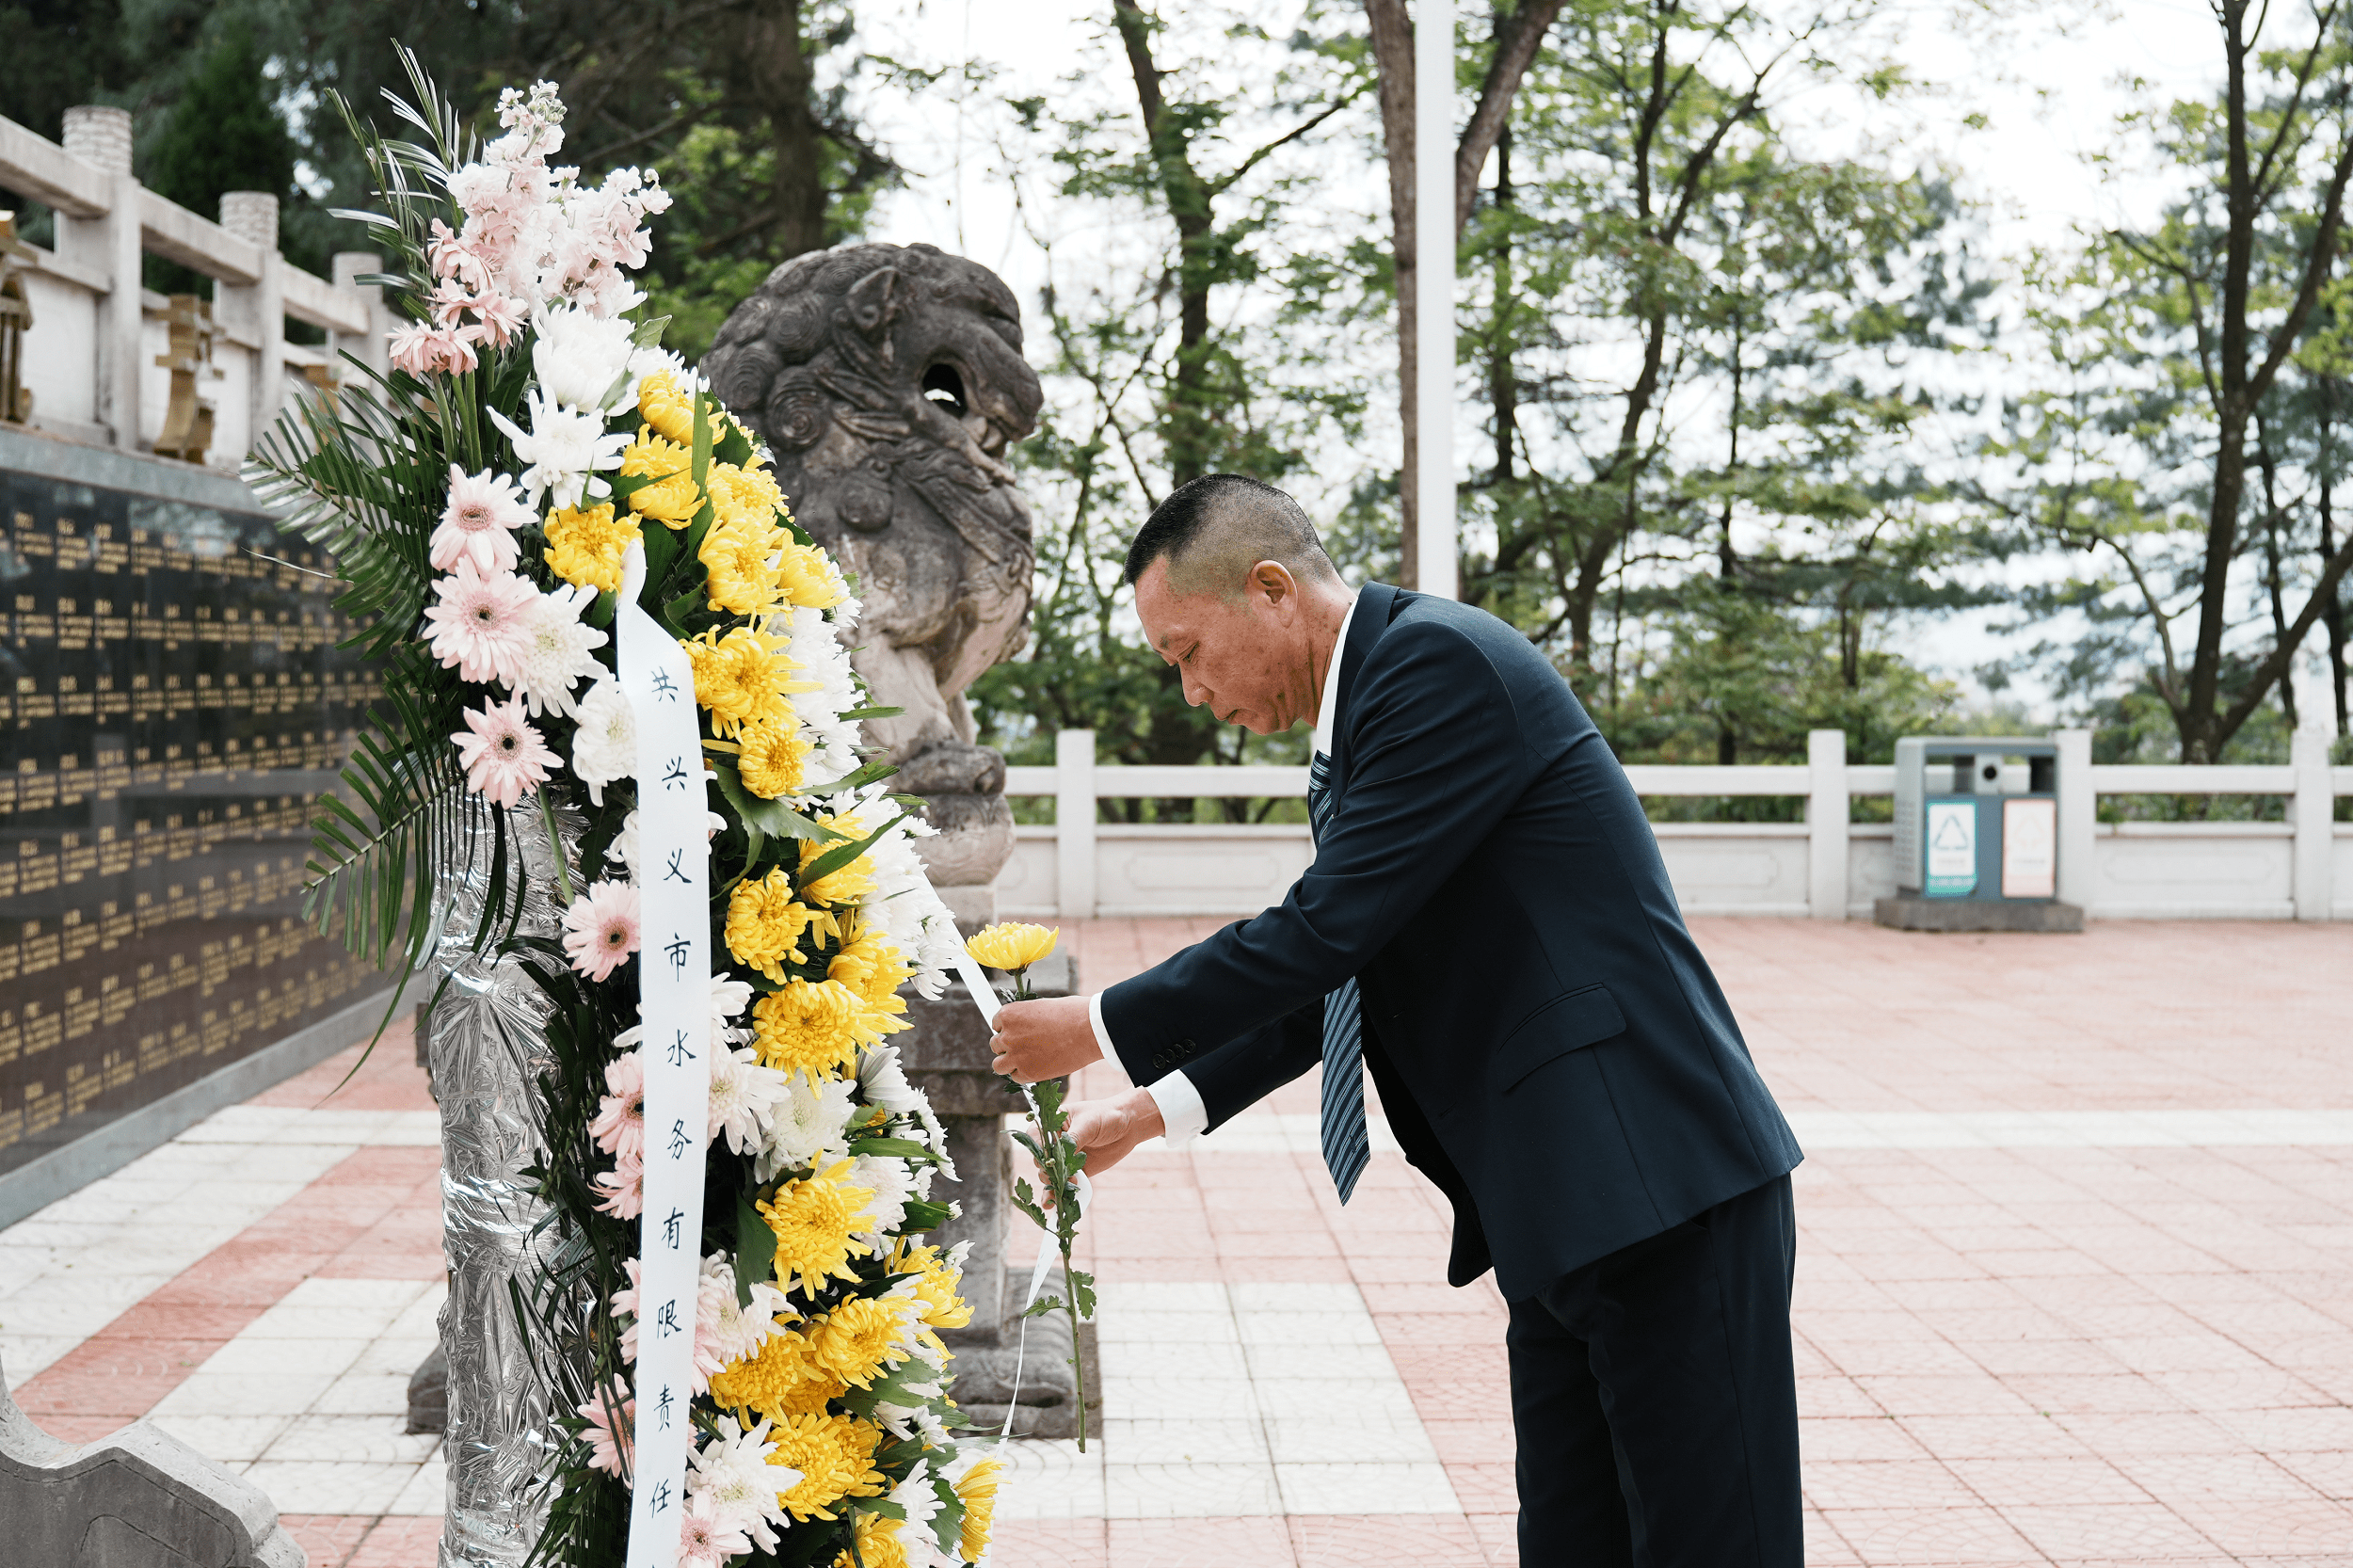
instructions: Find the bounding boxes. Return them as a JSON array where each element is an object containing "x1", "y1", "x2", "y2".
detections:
[
  {"x1": 1945, "y1": 1457, "x2": 2150, "y2": 1508},
  {"x1": 1106, "y1": 1516, "x2": 1298, "y2": 1566},
  {"x1": 1801, "y1": 1460, "x2": 1980, "y2": 1512},
  {"x1": 1813, "y1": 1504, "x2": 2044, "y2": 1563},
  {"x1": 2167, "y1": 1498, "x2": 2353, "y2": 1555},
  {"x1": 251, "y1": 1021, "x2": 434, "y2": 1110},
  {"x1": 1286, "y1": 1513, "x2": 1488, "y2": 1566},
  {"x1": 344, "y1": 1514, "x2": 446, "y2": 1568},
  {"x1": 989, "y1": 1516, "x2": 1111, "y2": 1566},
  {"x1": 2270, "y1": 1449, "x2": 2353, "y2": 1500},
  {"x1": 1995, "y1": 1502, "x2": 2224, "y2": 1558},
  {"x1": 279, "y1": 1514, "x2": 376, "y2": 1568},
  {"x1": 1893, "y1": 1414, "x2": 2095, "y2": 1460}
]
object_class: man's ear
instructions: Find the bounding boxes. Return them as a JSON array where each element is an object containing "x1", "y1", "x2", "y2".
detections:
[{"x1": 1250, "y1": 559, "x2": 1296, "y2": 608}]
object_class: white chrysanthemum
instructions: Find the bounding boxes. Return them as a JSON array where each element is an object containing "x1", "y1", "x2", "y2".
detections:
[
  {"x1": 851, "y1": 1154, "x2": 916, "y2": 1237},
  {"x1": 488, "y1": 390, "x2": 629, "y2": 511},
  {"x1": 886, "y1": 1456, "x2": 947, "y2": 1560},
  {"x1": 756, "y1": 1071, "x2": 857, "y2": 1181},
  {"x1": 532, "y1": 303, "x2": 640, "y2": 412},
  {"x1": 698, "y1": 1255, "x2": 791, "y2": 1367},
  {"x1": 707, "y1": 1047, "x2": 791, "y2": 1156},
  {"x1": 509, "y1": 582, "x2": 608, "y2": 718},
  {"x1": 608, "y1": 808, "x2": 726, "y2": 881},
  {"x1": 686, "y1": 1414, "x2": 793, "y2": 1556},
  {"x1": 780, "y1": 604, "x2": 864, "y2": 778},
  {"x1": 858, "y1": 1044, "x2": 952, "y2": 1173},
  {"x1": 569, "y1": 680, "x2": 633, "y2": 806}
]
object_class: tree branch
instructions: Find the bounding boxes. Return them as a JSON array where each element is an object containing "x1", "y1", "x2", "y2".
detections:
[{"x1": 1455, "y1": 0, "x2": 1566, "y2": 232}]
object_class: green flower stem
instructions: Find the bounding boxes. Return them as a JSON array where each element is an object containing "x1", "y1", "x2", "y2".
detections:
[
  {"x1": 1007, "y1": 968, "x2": 1089, "y2": 1450},
  {"x1": 538, "y1": 788, "x2": 576, "y2": 904}
]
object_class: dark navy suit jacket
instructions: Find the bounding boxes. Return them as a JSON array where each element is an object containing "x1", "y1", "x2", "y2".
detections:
[{"x1": 1101, "y1": 582, "x2": 1803, "y2": 1301}]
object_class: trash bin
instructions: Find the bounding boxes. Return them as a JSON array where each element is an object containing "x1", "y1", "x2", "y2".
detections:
[{"x1": 1879, "y1": 736, "x2": 2082, "y2": 932}]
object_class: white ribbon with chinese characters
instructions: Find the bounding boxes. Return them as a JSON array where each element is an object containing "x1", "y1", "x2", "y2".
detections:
[
  {"x1": 617, "y1": 541, "x2": 712, "y2": 1568},
  {"x1": 951, "y1": 950, "x2": 1092, "y2": 1440}
]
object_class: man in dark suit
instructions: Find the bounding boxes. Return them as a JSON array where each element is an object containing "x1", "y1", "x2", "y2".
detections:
[{"x1": 990, "y1": 473, "x2": 1805, "y2": 1565}]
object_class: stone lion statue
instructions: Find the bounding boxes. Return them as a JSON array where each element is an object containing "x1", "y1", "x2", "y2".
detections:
[{"x1": 702, "y1": 243, "x2": 1044, "y2": 911}]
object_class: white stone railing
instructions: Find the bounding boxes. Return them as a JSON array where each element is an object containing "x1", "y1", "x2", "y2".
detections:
[
  {"x1": 0, "y1": 105, "x2": 394, "y2": 467},
  {"x1": 1000, "y1": 728, "x2": 2353, "y2": 922}
]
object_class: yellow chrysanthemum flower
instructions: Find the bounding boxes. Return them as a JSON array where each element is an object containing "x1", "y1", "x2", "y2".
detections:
[
  {"x1": 890, "y1": 1240, "x2": 975, "y2": 1333},
  {"x1": 542, "y1": 502, "x2": 640, "y2": 595},
  {"x1": 966, "y1": 921, "x2": 1059, "y2": 973},
  {"x1": 725, "y1": 870, "x2": 835, "y2": 984},
  {"x1": 827, "y1": 931, "x2": 913, "y2": 1040},
  {"x1": 686, "y1": 626, "x2": 815, "y2": 739},
  {"x1": 798, "y1": 813, "x2": 876, "y2": 907},
  {"x1": 709, "y1": 460, "x2": 787, "y2": 527},
  {"x1": 776, "y1": 540, "x2": 847, "y2": 609},
  {"x1": 708, "y1": 1325, "x2": 846, "y2": 1420},
  {"x1": 760, "y1": 1158, "x2": 878, "y2": 1298},
  {"x1": 765, "y1": 1412, "x2": 886, "y2": 1522},
  {"x1": 803, "y1": 1296, "x2": 912, "y2": 1390},
  {"x1": 700, "y1": 516, "x2": 788, "y2": 616},
  {"x1": 737, "y1": 719, "x2": 813, "y2": 799},
  {"x1": 750, "y1": 978, "x2": 865, "y2": 1076},
  {"x1": 636, "y1": 369, "x2": 697, "y2": 447},
  {"x1": 955, "y1": 1457, "x2": 1004, "y2": 1563},
  {"x1": 832, "y1": 1511, "x2": 909, "y2": 1568},
  {"x1": 618, "y1": 428, "x2": 700, "y2": 529}
]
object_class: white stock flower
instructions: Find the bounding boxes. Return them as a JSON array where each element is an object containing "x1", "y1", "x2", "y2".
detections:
[
  {"x1": 488, "y1": 391, "x2": 628, "y2": 511},
  {"x1": 568, "y1": 680, "x2": 633, "y2": 806},
  {"x1": 508, "y1": 582, "x2": 608, "y2": 718}
]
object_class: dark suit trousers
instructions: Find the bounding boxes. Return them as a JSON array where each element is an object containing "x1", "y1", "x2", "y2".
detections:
[{"x1": 1508, "y1": 1175, "x2": 1801, "y2": 1567}]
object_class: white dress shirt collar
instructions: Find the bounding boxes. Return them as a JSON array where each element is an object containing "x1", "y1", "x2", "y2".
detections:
[{"x1": 1311, "y1": 590, "x2": 1361, "y2": 760}]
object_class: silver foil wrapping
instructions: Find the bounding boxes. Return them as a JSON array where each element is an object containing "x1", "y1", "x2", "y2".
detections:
[{"x1": 425, "y1": 803, "x2": 584, "y2": 1568}]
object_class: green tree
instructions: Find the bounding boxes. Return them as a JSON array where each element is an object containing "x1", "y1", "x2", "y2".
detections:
[{"x1": 143, "y1": 24, "x2": 294, "y2": 294}]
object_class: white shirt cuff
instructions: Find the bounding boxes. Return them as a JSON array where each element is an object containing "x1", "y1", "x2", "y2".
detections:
[{"x1": 1089, "y1": 992, "x2": 1209, "y2": 1148}]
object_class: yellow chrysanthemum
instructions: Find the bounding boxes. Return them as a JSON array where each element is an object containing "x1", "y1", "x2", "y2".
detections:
[
  {"x1": 686, "y1": 626, "x2": 814, "y2": 739},
  {"x1": 726, "y1": 870, "x2": 836, "y2": 984},
  {"x1": 803, "y1": 1295, "x2": 912, "y2": 1390},
  {"x1": 635, "y1": 369, "x2": 697, "y2": 447},
  {"x1": 738, "y1": 719, "x2": 813, "y2": 799},
  {"x1": 700, "y1": 516, "x2": 789, "y2": 616},
  {"x1": 832, "y1": 1511, "x2": 909, "y2": 1568},
  {"x1": 760, "y1": 1158, "x2": 878, "y2": 1298},
  {"x1": 708, "y1": 1325, "x2": 846, "y2": 1420},
  {"x1": 891, "y1": 1240, "x2": 974, "y2": 1333},
  {"x1": 764, "y1": 1412, "x2": 887, "y2": 1522},
  {"x1": 618, "y1": 427, "x2": 700, "y2": 528},
  {"x1": 966, "y1": 921, "x2": 1059, "y2": 973},
  {"x1": 827, "y1": 931, "x2": 913, "y2": 1040},
  {"x1": 709, "y1": 460, "x2": 787, "y2": 527},
  {"x1": 955, "y1": 1457, "x2": 1004, "y2": 1563},
  {"x1": 775, "y1": 540, "x2": 847, "y2": 609},
  {"x1": 750, "y1": 978, "x2": 866, "y2": 1076},
  {"x1": 542, "y1": 502, "x2": 640, "y2": 594},
  {"x1": 794, "y1": 812, "x2": 875, "y2": 907}
]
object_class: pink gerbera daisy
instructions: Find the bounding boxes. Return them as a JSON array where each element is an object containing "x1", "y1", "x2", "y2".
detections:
[
  {"x1": 424, "y1": 560, "x2": 537, "y2": 685},
  {"x1": 450, "y1": 696, "x2": 558, "y2": 807},
  {"x1": 679, "y1": 1496, "x2": 750, "y2": 1565},
  {"x1": 588, "y1": 1048, "x2": 646, "y2": 1160},
  {"x1": 593, "y1": 1148, "x2": 645, "y2": 1220},
  {"x1": 563, "y1": 880, "x2": 642, "y2": 982},
  {"x1": 429, "y1": 465, "x2": 533, "y2": 574},
  {"x1": 577, "y1": 1386, "x2": 635, "y2": 1477}
]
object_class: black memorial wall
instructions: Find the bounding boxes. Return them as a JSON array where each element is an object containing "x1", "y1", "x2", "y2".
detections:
[{"x1": 0, "y1": 467, "x2": 378, "y2": 1176}]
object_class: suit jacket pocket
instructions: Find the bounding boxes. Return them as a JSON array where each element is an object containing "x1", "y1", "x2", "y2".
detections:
[{"x1": 1492, "y1": 984, "x2": 1627, "y2": 1095}]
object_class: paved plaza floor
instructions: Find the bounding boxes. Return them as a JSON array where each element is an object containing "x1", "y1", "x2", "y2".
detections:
[{"x1": 3, "y1": 917, "x2": 2348, "y2": 1565}]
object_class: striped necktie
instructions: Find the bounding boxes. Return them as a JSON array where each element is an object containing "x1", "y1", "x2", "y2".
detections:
[{"x1": 1306, "y1": 751, "x2": 1370, "y2": 1203}]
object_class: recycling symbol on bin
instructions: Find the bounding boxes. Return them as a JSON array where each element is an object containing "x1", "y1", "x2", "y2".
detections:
[{"x1": 1931, "y1": 813, "x2": 1972, "y2": 850}]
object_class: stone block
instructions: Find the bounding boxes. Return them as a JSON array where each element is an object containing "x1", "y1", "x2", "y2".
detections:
[
  {"x1": 1, "y1": 1352, "x2": 303, "y2": 1567},
  {"x1": 1873, "y1": 896, "x2": 2085, "y2": 933}
]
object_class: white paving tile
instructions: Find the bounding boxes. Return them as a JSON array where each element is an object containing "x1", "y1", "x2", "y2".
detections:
[
  {"x1": 1105, "y1": 1461, "x2": 1284, "y2": 1517},
  {"x1": 1274, "y1": 1460, "x2": 1462, "y2": 1514},
  {"x1": 1263, "y1": 1413, "x2": 1440, "y2": 1464},
  {"x1": 1247, "y1": 1377, "x2": 1426, "y2": 1420},
  {"x1": 144, "y1": 1413, "x2": 296, "y2": 1465},
  {"x1": 242, "y1": 1458, "x2": 421, "y2": 1514},
  {"x1": 1231, "y1": 1309, "x2": 1385, "y2": 1347},
  {"x1": 264, "y1": 1413, "x2": 441, "y2": 1465},
  {"x1": 309, "y1": 1371, "x2": 414, "y2": 1417},
  {"x1": 388, "y1": 1454, "x2": 447, "y2": 1515},
  {"x1": 1101, "y1": 1375, "x2": 1264, "y2": 1420},
  {"x1": 1242, "y1": 1343, "x2": 1400, "y2": 1381},
  {"x1": 151, "y1": 1372, "x2": 338, "y2": 1419},
  {"x1": 1100, "y1": 1417, "x2": 1269, "y2": 1465},
  {"x1": 986, "y1": 1439, "x2": 1105, "y2": 1519},
  {"x1": 1099, "y1": 1341, "x2": 1250, "y2": 1379}
]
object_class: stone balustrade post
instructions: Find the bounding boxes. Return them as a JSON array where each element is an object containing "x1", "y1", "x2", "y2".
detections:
[
  {"x1": 217, "y1": 192, "x2": 283, "y2": 440},
  {"x1": 57, "y1": 106, "x2": 140, "y2": 451}
]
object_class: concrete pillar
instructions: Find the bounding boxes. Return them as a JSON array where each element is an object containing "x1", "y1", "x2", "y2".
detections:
[
  {"x1": 2291, "y1": 654, "x2": 2335, "y2": 921},
  {"x1": 58, "y1": 106, "x2": 141, "y2": 450},
  {"x1": 218, "y1": 192, "x2": 283, "y2": 440},
  {"x1": 1055, "y1": 728, "x2": 1096, "y2": 920},
  {"x1": 2056, "y1": 728, "x2": 2097, "y2": 914},
  {"x1": 1806, "y1": 728, "x2": 1849, "y2": 920},
  {"x1": 1413, "y1": 0, "x2": 1457, "y2": 600},
  {"x1": 331, "y1": 250, "x2": 392, "y2": 376}
]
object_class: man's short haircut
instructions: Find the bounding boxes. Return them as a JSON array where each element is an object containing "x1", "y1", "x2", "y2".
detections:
[{"x1": 1123, "y1": 473, "x2": 1340, "y2": 597}]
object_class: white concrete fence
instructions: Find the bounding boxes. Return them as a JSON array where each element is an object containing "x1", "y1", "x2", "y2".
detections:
[
  {"x1": 1, "y1": 105, "x2": 395, "y2": 465},
  {"x1": 1000, "y1": 728, "x2": 2353, "y2": 922}
]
